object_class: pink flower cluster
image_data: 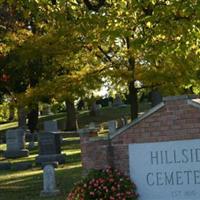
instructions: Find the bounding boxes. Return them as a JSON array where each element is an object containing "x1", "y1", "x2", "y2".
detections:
[{"x1": 67, "y1": 167, "x2": 138, "y2": 200}]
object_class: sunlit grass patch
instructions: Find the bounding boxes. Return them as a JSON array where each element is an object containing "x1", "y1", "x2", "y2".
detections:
[{"x1": 0, "y1": 143, "x2": 6, "y2": 151}]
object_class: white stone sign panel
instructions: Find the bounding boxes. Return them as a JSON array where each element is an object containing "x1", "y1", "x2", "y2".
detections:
[{"x1": 129, "y1": 139, "x2": 200, "y2": 200}]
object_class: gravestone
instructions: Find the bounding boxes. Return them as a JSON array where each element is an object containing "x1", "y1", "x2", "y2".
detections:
[
  {"x1": 90, "y1": 102, "x2": 98, "y2": 116},
  {"x1": 89, "y1": 122, "x2": 96, "y2": 130},
  {"x1": 108, "y1": 120, "x2": 117, "y2": 135},
  {"x1": 42, "y1": 105, "x2": 52, "y2": 115},
  {"x1": 97, "y1": 104, "x2": 102, "y2": 110},
  {"x1": 40, "y1": 164, "x2": 60, "y2": 197},
  {"x1": 113, "y1": 94, "x2": 123, "y2": 107},
  {"x1": 121, "y1": 116, "x2": 128, "y2": 126},
  {"x1": 3, "y1": 128, "x2": 29, "y2": 158},
  {"x1": 149, "y1": 89, "x2": 162, "y2": 107},
  {"x1": 36, "y1": 132, "x2": 66, "y2": 164},
  {"x1": 27, "y1": 130, "x2": 38, "y2": 149},
  {"x1": 87, "y1": 122, "x2": 98, "y2": 137},
  {"x1": 108, "y1": 101, "x2": 113, "y2": 107},
  {"x1": 117, "y1": 117, "x2": 126, "y2": 129},
  {"x1": 44, "y1": 120, "x2": 58, "y2": 132},
  {"x1": 46, "y1": 106, "x2": 52, "y2": 115},
  {"x1": 129, "y1": 139, "x2": 200, "y2": 200}
]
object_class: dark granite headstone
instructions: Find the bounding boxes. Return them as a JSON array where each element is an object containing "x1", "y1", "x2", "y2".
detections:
[
  {"x1": 39, "y1": 132, "x2": 61, "y2": 155},
  {"x1": 44, "y1": 120, "x2": 58, "y2": 132},
  {"x1": 36, "y1": 132, "x2": 66, "y2": 165},
  {"x1": 149, "y1": 89, "x2": 162, "y2": 107}
]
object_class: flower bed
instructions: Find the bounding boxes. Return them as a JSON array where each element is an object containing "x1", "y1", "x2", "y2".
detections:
[{"x1": 67, "y1": 167, "x2": 138, "y2": 200}]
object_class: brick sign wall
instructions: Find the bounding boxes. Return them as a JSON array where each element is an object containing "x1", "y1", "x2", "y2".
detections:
[{"x1": 80, "y1": 95, "x2": 200, "y2": 173}]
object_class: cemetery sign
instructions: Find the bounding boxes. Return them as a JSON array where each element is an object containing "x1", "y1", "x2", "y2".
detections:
[{"x1": 129, "y1": 139, "x2": 200, "y2": 200}]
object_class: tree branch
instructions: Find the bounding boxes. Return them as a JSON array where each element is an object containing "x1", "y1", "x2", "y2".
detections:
[
  {"x1": 137, "y1": 83, "x2": 163, "y2": 90},
  {"x1": 51, "y1": 0, "x2": 57, "y2": 5},
  {"x1": 98, "y1": 46, "x2": 112, "y2": 62},
  {"x1": 83, "y1": 0, "x2": 106, "y2": 12}
]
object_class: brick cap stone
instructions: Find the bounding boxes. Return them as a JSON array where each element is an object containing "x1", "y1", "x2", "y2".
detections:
[{"x1": 187, "y1": 99, "x2": 200, "y2": 109}]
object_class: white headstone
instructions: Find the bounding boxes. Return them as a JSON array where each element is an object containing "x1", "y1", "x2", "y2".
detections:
[
  {"x1": 113, "y1": 94, "x2": 123, "y2": 106},
  {"x1": 108, "y1": 101, "x2": 112, "y2": 107},
  {"x1": 97, "y1": 104, "x2": 102, "y2": 110},
  {"x1": 89, "y1": 122, "x2": 96, "y2": 130},
  {"x1": 44, "y1": 120, "x2": 58, "y2": 132},
  {"x1": 108, "y1": 120, "x2": 117, "y2": 135},
  {"x1": 42, "y1": 105, "x2": 52, "y2": 115},
  {"x1": 40, "y1": 165, "x2": 60, "y2": 196},
  {"x1": 47, "y1": 106, "x2": 52, "y2": 114},
  {"x1": 129, "y1": 139, "x2": 200, "y2": 200}
]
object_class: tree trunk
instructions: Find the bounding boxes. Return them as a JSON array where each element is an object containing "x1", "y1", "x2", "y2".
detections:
[
  {"x1": 65, "y1": 100, "x2": 78, "y2": 131},
  {"x1": 128, "y1": 80, "x2": 138, "y2": 120},
  {"x1": 17, "y1": 105, "x2": 26, "y2": 129},
  {"x1": 126, "y1": 37, "x2": 139, "y2": 121},
  {"x1": 27, "y1": 104, "x2": 39, "y2": 133}
]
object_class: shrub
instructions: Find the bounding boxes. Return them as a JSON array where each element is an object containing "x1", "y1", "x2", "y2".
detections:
[{"x1": 67, "y1": 167, "x2": 138, "y2": 200}]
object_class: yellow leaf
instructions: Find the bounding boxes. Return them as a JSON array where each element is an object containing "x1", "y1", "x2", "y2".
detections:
[{"x1": 146, "y1": 21, "x2": 152, "y2": 28}]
